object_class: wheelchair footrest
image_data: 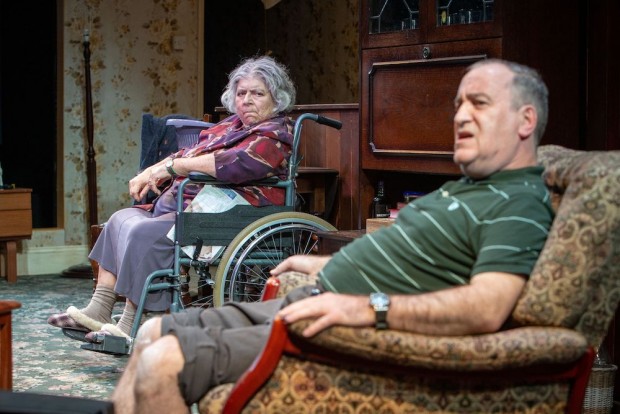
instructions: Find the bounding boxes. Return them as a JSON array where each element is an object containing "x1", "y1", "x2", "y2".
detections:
[
  {"x1": 61, "y1": 328, "x2": 89, "y2": 343},
  {"x1": 81, "y1": 334, "x2": 132, "y2": 356}
]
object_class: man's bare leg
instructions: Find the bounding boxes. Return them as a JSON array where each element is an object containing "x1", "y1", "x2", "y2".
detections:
[{"x1": 112, "y1": 317, "x2": 188, "y2": 414}]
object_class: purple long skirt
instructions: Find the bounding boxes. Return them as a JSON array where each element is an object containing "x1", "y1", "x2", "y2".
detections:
[{"x1": 88, "y1": 207, "x2": 175, "y2": 311}]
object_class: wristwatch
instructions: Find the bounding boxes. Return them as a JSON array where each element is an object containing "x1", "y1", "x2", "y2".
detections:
[
  {"x1": 165, "y1": 158, "x2": 177, "y2": 176},
  {"x1": 369, "y1": 292, "x2": 390, "y2": 330}
]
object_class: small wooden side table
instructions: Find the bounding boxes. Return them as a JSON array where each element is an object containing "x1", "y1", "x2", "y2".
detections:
[
  {"x1": 0, "y1": 188, "x2": 33, "y2": 283},
  {"x1": 316, "y1": 229, "x2": 365, "y2": 255},
  {"x1": 0, "y1": 300, "x2": 21, "y2": 390}
]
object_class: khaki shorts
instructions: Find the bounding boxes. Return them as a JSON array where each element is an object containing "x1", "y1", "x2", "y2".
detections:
[{"x1": 161, "y1": 284, "x2": 317, "y2": 405}]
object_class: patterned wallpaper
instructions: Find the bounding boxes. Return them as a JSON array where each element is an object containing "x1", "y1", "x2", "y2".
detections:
[
  {"x1": 265, "y1": 0, "x2": 359, "y2": 104},
  {"x1": 57, "y1": 0, "x2": 203, "y2": 246}
]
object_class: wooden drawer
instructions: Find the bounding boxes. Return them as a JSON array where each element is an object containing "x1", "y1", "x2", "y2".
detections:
[
  {"x1": 0, "y1": 210, "x2": 32, "y2": 238},
  {"x1": 0, "y1": 189, "x2": 32, "y2": 239},
  {"x1": 0, "y1": 192, "x2": 31, "y2": 211}
]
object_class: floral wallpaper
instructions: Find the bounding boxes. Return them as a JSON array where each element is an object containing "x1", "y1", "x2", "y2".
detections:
[
  {"x1": 265, "y1": 0, "x2": 359, "y2": 104},
  {"x1": 60, "y1": 0, "x2": 203, "y2": 246}
]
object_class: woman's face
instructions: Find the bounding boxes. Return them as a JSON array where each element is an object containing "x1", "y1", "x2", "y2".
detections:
[{"x1": 235, "y1": 76, "x2": 276, "y2": 126}]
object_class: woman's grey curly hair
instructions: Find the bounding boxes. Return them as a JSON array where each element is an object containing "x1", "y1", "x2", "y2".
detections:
[{"x1": 221, "y1": 56, "x2": 296, "y2": 115}]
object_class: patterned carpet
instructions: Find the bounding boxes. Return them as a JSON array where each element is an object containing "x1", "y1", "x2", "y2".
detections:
[{"x1": 2, "y1": 274, "x2": 127, "y2": 401}]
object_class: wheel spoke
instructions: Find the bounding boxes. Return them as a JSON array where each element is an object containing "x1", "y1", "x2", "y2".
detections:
[{"x1": 214, "y1": 213, "x2": 336, "y2": 307}]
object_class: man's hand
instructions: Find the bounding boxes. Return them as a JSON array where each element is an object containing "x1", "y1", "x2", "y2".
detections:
[
  {"x1": 277, "y1": 271, "x2": 527, "y2": 338},
  {"x1": 277, "y1": 292, "x2": 373, "y2": 337},
  {"x1": 270, "y1": 255, "x2": 331, "y2": 277}
]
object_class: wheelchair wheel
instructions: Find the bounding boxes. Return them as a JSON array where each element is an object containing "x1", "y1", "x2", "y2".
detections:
[{"x1": 213, "y1": 212, "x2": 336, "y2": 307}]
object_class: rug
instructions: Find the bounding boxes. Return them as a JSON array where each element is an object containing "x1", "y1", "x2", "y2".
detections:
[{"x1": 1, "y1": 274, "x2": 126, "y2": 401}]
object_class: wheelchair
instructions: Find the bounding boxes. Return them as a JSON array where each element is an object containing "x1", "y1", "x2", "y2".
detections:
[{"x1": 80, "y1": 113, "x2": 341, "y2": 355}]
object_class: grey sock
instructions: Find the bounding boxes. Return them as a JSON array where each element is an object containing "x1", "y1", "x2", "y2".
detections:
[
  {"x1": 80, "y1": 285, "x2": 117, "y2": 324},
  {"x1": 116, "y1": 302, "x2": 136, "y2": 336}
]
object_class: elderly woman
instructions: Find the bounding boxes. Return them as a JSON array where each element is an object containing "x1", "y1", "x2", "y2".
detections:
[{"x1": 48, "y1": 55, "x2": 296, "y2": 338}]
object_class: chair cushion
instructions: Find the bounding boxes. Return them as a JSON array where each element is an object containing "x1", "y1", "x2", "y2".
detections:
[
  {"x1": 513, "y1": 145, "x2": 620, "y2": 347},
  {"x1": 198, "y1": 383, "x2": 234, "y2": 414}
]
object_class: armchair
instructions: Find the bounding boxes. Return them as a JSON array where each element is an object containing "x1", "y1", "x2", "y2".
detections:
[{"x1": 197, "y1": 145, "x2": 620, "y2": 413}]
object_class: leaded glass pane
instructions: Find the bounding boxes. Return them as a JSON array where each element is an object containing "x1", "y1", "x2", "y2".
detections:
[
  {"x1": 369, "y1": 0, "x2": 420, "y2": 34},
  {"x1": 436, "y1": 0, "x2": 494, "y2": 26}
]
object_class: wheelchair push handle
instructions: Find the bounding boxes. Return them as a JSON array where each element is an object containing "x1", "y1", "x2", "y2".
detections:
[
  {"x1": 294, "y1": 113, "x2": 342, "y2": 132},
  {"x1": 316, "y1": 115, "x2": 342, "y2": 130}
]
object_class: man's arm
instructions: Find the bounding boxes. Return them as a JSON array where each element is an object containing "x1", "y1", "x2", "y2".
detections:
[{"x1": 277, "y1": 271, "x2": 526, "y2": 337}]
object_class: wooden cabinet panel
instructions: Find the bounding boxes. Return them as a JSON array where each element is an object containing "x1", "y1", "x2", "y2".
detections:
[{"x1": 361, "y1": 38, "x2": 500, "y2": 173}]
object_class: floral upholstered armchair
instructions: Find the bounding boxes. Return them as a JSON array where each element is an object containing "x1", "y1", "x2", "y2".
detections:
[{"x1": 198, "y1": 145, "x2": 620, "y2": 414}]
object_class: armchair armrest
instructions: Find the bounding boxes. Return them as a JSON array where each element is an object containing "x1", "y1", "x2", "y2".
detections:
[{"x1": 286, "y1": 320, "x2": 589, "y2": 372}]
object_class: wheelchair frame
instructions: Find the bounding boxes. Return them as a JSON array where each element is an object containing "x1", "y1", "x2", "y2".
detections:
[{"x1": 81, "y1": 113, "x2": 341, "y2": 355}]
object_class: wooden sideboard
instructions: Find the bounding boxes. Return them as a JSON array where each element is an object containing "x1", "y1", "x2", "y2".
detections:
[{"x1": 0, "y1": 188, "x2": 32, "y2": 283}]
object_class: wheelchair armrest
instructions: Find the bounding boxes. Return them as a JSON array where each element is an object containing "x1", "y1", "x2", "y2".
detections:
[
  {"x1": 187, "y1": 171, "x2": 280, "y2": 186},
  {"x1": 187, "y1": 172, "x2": 217, "y2": 182}
]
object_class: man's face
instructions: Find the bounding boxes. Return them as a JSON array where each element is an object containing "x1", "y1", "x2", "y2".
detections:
[
  {"x1": 452, "y1": 63, "x2": 525, "y2": 178},
  {"x1": 235, "y1": 76, "x2": 276, "y2": 126}
]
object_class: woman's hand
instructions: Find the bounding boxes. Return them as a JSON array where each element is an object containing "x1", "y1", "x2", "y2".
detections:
[
  {"x1": 129, "y1": 169, "x2": 150, "y2": 202},
  {"x1": 128, "y1": 165, "x2": 171, "y2": 202}
]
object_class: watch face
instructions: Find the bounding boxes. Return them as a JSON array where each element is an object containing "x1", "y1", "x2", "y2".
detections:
[{"x1": 370, "y1": 292, "x2": 390, "y2": 308}]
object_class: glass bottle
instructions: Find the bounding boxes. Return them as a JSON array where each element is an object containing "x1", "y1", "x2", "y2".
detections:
[{"x1": 372, "y1": 180, "x2": 390, "y2": 218}]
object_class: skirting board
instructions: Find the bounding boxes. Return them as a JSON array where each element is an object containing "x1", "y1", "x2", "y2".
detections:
[{"x1": 9, "y1": 245, "x2": 90, "y2": 276}]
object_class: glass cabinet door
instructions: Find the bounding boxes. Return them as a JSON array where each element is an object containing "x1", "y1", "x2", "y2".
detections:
[
  {"x1": 361, "y1": 0, "x2": 500, "y2": 48},
  {"x1": 436, "y1": 0, "x2": 494, "y2": 27},
  {"x1": 361, "y1": 0, "x2": 424, "y2": 49},
  {"x1": 427, "y1": 0, "x2": 501, "y2": 42},
  {"x1": 368, "y1": 0, "x2": 420, "y2": 34}
]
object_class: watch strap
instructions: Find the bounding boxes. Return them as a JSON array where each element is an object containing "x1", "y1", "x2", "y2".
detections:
[
  {"x1": 165, "y1": 159, "x2": 177, "y2": 176},
  {"x1": 369, "y1": 292, "x2": 390, "y2": 330},
  {"x1": 375, "y1": 310, "x2": 388, "y2": 330}
]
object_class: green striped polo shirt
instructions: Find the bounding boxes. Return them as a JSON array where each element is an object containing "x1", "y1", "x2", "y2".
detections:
[{"x1": 319, "y1": 166, "x2": 554, "y2": 295}]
